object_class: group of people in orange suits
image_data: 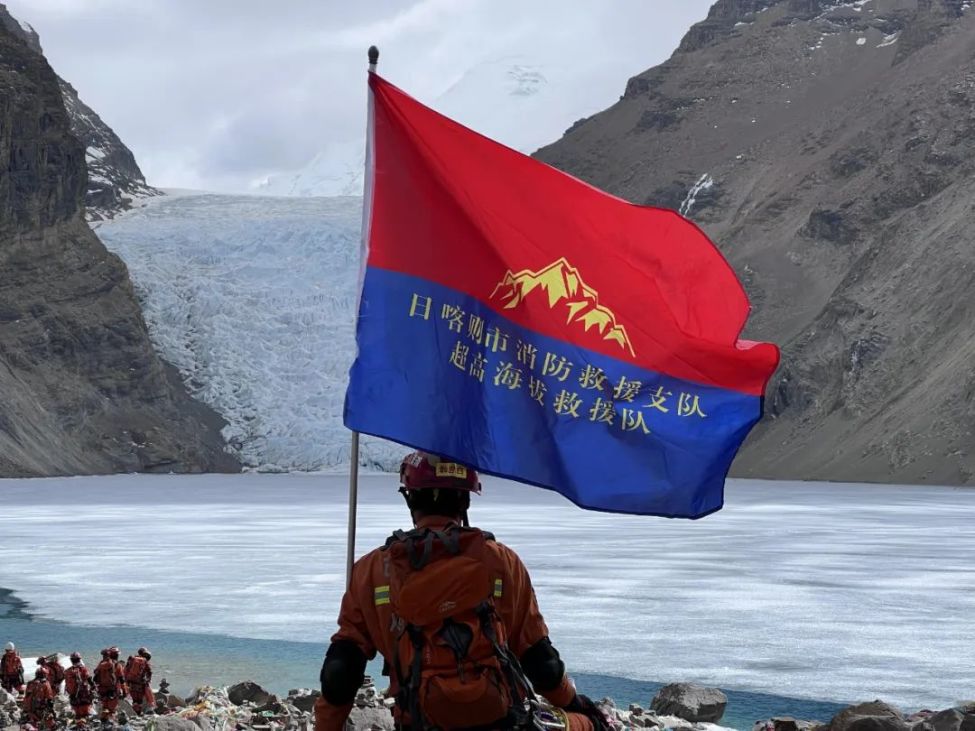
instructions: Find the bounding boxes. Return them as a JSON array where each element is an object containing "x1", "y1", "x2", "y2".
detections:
[{"x1": 2, "y1": 642, "x2": 153, "y2": 727}]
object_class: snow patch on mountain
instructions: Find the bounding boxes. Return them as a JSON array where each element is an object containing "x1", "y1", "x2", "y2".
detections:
[{"x1": 96, "y1": 191, "x2": 398, "y2": 472}]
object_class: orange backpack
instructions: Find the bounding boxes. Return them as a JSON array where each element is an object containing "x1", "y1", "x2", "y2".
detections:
[
  {"x1": 94, "y1": 660, "x2": 116, "y2": 691},
  {"x1": 66, "y1": 666, "x2": 93, "y2": 704},
  {"x1": 124, "y1": 656, "x2": 147, "y2": 685},
  {"x1": 0, "y1": 652, "x2": 19, "y2": 675},
  {"x1": 44, "y1": 658, "x2": 64, "y2": 685},
  {"x1": 383, "y1": 525, "x2": 536, "y2": 730}
]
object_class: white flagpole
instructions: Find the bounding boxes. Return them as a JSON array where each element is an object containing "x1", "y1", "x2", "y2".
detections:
[{"x1": 345, "y1": 46, "x2": 379, "y2": 589}]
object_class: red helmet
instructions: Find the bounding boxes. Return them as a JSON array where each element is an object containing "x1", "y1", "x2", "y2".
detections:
[
  {"x1": 70, "y1": 653, "x2": 82, "y2": 664},
  {"x1": 399, "y1": 451, "x2": 480, "y2": 493},
  {"x1": 138, "y1": 647, "x2": 151, "y2": 659},
  {"x1": 35, "y1": 666, "x2": 48, "y2": 679},
  {"x1": 108, "y1": 646, "x2": 120, "y2": 660},
  {"x1": 100, "y1": 648, "x2": 110, "y2": 658}
]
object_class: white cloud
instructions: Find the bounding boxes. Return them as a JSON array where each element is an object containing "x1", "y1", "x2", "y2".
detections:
[{"x1": 3, "y1": 0, "x2": 714, "y2": 192}]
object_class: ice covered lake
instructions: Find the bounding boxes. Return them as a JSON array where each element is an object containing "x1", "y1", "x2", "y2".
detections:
[{"x1": 0, "y1": 473, "x2": 972, "y2": 714}]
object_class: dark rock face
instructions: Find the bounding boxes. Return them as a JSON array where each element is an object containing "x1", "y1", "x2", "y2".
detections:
[
  {"x1": 0, "y1": 3, "x2": 161, "y2": 221},
  {"x1": 650, "y1": 683, "x2": 728, "y2": 723},
  {"x1": 0, "y1": 18, "x2": 238, "y2": 475},
  {"x1": 59, "y1": 79, "x2": 162, "y2": 221},
  {"x1": 536, "y1": 0, "x2": 975, "y2": 486}
]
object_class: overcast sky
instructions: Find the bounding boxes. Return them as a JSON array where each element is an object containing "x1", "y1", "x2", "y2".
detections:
[{"x1": 6, "y1": 0, "x2": 714, "y2": 193}]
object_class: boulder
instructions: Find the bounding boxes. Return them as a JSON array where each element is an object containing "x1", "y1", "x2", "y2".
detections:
[
  {"x1": 289, "y1": 690, "x2": 321, "y2": 715},
  {"x1": 151, "y1": 718, "x2": 201, "y2": 731},
  {"x1": 651, "y1": 683, "x2": 728, "y2": 723},
  {"x1": 228, "y1": 681, "x2": 274, "y2": 707},
  {"x1": 632, "y1": 715, "x2": 663, "y2": 729},
  {"x1": 347, "y1": 705, "x2": 395, "y2": 730},
  {"x1": 190, "y1": 713, "x2": 213, "y2": 731},
  {"x1": 158, "y1": 692, "x2": 186, "y2": 709},
  {"x1": 769, "y1": 716, "x2": 825, "y2": 731},
  {"x1": 830, "y1": 701, "x2": 908, "y2": 731},
  {"x1": 0, "y1": 689, "x2": 14, "y2": 705},
  {"x1": 754, "y1": 717, "x2": 825, "y2": 731},
  {"x1": 921, "y1": 710, "x2": 966, "y2": 731}
]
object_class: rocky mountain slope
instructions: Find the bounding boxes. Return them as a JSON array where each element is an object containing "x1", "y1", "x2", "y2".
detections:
[
  {"x1": 537, "y1": 0, "x2": 975, "y2": 485},
  {"x1": 0, "y1": 18, "x2": 238, "y2": 475},
  {"x1": 0, "y1": 3, "x2": 160, "y2": 220}
]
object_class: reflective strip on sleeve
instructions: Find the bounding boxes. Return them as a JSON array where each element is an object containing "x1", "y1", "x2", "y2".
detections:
[
  {"x1": 493, "y1": 579, "x2": 503, "y2": 598},
  {"x1": 374, "y1": 585, "x2": 390, "y2": 606}
]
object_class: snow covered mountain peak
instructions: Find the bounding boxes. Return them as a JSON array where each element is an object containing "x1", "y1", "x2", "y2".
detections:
[
  {"x1": 505, "y1": 64, "x2": 547, "y2": 96},
  {"x1": 257, "y1": 56, "x2": 594, "y2": 198}
]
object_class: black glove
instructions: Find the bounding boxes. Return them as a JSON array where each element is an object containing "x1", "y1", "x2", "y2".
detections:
[{"x1": 565, "y1": 693, "x2": 610, "y2": 731}]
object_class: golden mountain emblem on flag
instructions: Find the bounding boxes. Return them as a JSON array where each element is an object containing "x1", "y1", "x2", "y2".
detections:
[{"x1": 490, "y1": 258, "x2": 635, "y2": 356}]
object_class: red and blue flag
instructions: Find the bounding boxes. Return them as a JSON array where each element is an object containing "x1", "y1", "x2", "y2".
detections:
[{"x1": 344, "y1": 73, "x2": 780, "y2": 518}]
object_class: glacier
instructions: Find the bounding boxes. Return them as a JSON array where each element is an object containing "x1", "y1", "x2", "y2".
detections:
[{"x1": 95, "y1": 191, "x2": 397, "y2": 471}]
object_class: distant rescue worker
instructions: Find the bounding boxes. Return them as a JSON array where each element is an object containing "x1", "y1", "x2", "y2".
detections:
[
  {"x1": 315, "y1": 451, "x2": 608, "y2": 731},
  {"x1": 1, "y1": 642, "x2": 24, "y2": 694},
  {"x1": 109, "y1": 646, "x2": 127, "y2": 699},
  {"x1": 65, "y1": 652, "x2": 96, "y2": 725},
  {"x1": 94, "y1": 649, "x2": 122, "y2": 721},
  {"x1": 22, "y1": 666, "x2": 55, "y2": 729},
  {"x1": 123, "y1": 648, "x2": 154, "y2": 715},
  {"x1": 37, "y1": 654, "x2": 65, "y2": 694}
]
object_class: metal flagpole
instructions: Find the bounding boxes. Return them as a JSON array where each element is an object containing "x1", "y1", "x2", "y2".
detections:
[
  {"x1": 345, "y1": 431, "x2": 359, "y2": 588},
  {"x1": 345, "y1": 46, "x2": 379, "y2": 589}
]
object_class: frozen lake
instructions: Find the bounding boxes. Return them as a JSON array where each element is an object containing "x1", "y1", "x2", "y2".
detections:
[{"x1": 0, "y1": 474, "x2": 972, "y2": 711}]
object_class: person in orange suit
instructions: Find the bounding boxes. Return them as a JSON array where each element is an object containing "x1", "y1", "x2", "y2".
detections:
[
  {"x1": 22, "y1": 667, "x2": 55, "y2": 729},
  {"x1": 1, "y1": 642, "x2": 24, "y2": 694},
  {"x1": 37, "y1": 655, "x2": 64, "y2": 695},
  {"x1": 108, "y1": 646, "x2": 127, "y2": 700},
  {"x1": 94, "y1": 649, "x2": 121, "y2": 721},
  {"x1": 314, "y1": 451, "x2": 608, "y2": 731},
  {"x1": 65, "y1": 652, "x2": 96, "y2": 726},
  {"x1": 123, "y1": 648, "x2": 155, "y2": 715}
]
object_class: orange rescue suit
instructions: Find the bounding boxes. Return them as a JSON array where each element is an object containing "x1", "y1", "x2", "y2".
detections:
[
  {"x1": 314, "y1": 516, "x2": 582, "y2": 731},
  {"x1": 23, "y1": 676, "x2": 54, "y2": 724}
]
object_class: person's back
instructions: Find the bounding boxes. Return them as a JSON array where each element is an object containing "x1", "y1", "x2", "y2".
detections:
[
  {"x1": 1, "y1": 644, "x2": 24, "y2": 693},
  {"x1": 23, "y1": 670, "x2": 53, "y2": 721},
  {"x1": 125, "y1": 648, "x2": 155, "y2": 715},
  {"x1": 41, "y1": 656, "x2": 64, "y2": 692},
  {"x1": 65, "y1": 660, "x2": 92, "y2": 701},
  {"x1": 94, "y1": 656, "x2": 116, "y2": 694},
  {"x1": 314, "y1": 452, "x2": 607, "y2": 731},
  {"x1": 95, "y1": 650, "x2": 122, "y2": 722}
]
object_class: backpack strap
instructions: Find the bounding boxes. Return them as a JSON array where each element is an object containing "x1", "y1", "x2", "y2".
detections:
[
  {"x1": 382, "y1": 526, "x2": 463, "y2": 570},
  {"x1": 406, "y1": 624, "x2": 426, "y2": 729},
  {"x1": 475, "y1": 601, "x2": 537, "y2": 727}
]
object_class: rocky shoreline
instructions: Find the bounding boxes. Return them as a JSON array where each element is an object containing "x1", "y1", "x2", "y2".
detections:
[{"x1": 2, "y1": 677, "x2": 972, "y2": 731}]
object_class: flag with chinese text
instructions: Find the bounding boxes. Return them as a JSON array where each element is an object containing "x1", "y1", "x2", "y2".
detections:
[{"x1": 344, "y1": 72, "x2": 780, "y2": 518}]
